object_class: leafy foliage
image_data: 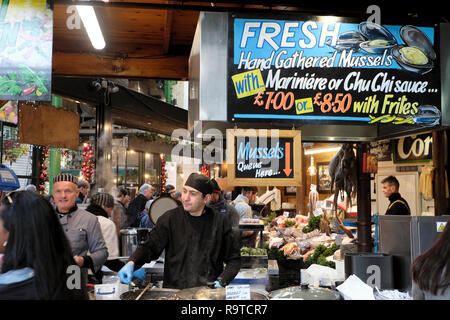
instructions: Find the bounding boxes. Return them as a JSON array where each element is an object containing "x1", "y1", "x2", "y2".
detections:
[
  {"x1": 0, "y1": 65, "x2": 49, "y2": 97},
  {"x1": 306, "y1": 243, "x2": 340, "y2": 269},
  {"x1": 302, "y1": 215, "x2": 322, "y2": 233}
]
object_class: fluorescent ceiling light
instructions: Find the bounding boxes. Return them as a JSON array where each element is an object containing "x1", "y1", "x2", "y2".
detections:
[
  {"x1": 76, "y1": 5, "x2": 105, "y2": 50},
  {"x1": 304, "y1": 146, "x2": 341, "y2": 155}
]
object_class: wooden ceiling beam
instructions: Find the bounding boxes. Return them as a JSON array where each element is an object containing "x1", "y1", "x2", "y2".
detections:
[
  {"x1": 163, "y1": 5, "x2": 174, "y2": 54},
  {"x1": 52, "y1": 52, "x2": 188, "y2": 79}
]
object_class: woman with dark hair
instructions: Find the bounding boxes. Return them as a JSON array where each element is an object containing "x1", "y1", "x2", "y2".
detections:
[
  {"x1": 0, "y1": 191, "x2": 88, "y2": 300},
  {"x1": 411, "y1": 218, "x2": 450, "y2": 299}
]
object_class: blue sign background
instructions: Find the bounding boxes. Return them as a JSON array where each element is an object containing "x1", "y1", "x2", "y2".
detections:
[{"x1": 234, "y1": 18, "x2": 435, "y2": 70}]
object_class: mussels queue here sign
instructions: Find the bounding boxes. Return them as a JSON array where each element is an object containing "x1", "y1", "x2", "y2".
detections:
[
  {"x1": 227, "y1": 15, "x2": 441, "y2": 127},
  {"x1": 226, "y1": 129, "x2": 302, "y2": 186}
]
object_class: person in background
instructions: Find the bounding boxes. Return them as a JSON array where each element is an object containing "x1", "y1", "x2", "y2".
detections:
[
  {"x1": 24, "y1": 185, "x2": 37, "y2": 193},
  {"x1": 86, "y1": 192, "x2": 145, "y2": 283},
  {"x1": 126, "y1": 184, "x2": 153, "y2": 227},
  {"x1": 411, "y1": 218, "x2": 450, "y2": 299},
  {"x1": 52, "y1": 174, "x2": 108, "y2": 284},
  {"x1": 0, "y1": 191, "x2": 87, "y2": 299},
  {"x1": 174, "y1": 192, "x2": 182, "y2": 202},
  {"x1": 231, "y1": 186, "x2": 258, "y2": 220},
  {"x1": 118, "y1": 187, "x2": 131, "y2": 208},
  {"x1": 112, "y1": 187, "x2": 129, "y2": 233},
  {"x1": 231, "y1": 186, "x2": 258, "y2": 247},
  {"x1": 76, "y1": 179, "x2": 90, "y2": 204},
  {"x1": 118, "y1": 173, "x2": 241, "y2": 289},
  {"x1": 224, "y1": 191, "x2": 232, "y2": 204},
  {"x1": 138, "y1": 199, "x2": 154, "y2": 229},
  {"x1": 208, "y1": 179, "x2": 240, "y2": 230},
  {"x1": 160, "y1": 184, "x2": 182, "y2": 206},
  {"x1": 164, "y1": 184, "x2": 176, "y2": 198},
  {"x1": 381, "y1": 176, "x2": 410, "y2": 215}
]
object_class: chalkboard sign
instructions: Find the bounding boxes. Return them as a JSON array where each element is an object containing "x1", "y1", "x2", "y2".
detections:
[{"x1": 226, "y1": 129, "x2": 302, "y2": 186}]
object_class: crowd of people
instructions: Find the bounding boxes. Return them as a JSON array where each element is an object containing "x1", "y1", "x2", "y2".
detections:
[{"x1": 0, "y1": 172, "x2": 449, "y2": 300}]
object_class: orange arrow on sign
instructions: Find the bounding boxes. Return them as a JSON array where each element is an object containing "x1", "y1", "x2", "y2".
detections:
[{"x1": 283, "y1": 142, "x2": 292, "y2": 177}]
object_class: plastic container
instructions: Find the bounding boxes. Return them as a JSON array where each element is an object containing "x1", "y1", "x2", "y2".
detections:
[
  {"x1": 344, "y1": 253, "x2": 394, "y2": 289},
  {"x1": 230, "y1": 268, "x2": 269, "y2": 292}
]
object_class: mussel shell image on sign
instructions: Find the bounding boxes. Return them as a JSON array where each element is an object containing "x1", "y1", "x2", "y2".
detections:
[
  {"x1": 392, "y1": 25, "x2": 436, "y2": 74},
  {"x1": 400, "y1": 25, "x2": 436, "y2": 60},
  {"x1": 358, "y1": 22, "x2": 397, "y2": 55},
  {"x1": 326, "y1": 31, "x2": 365, "y2": 51},
  {"x1": 411, "y1": 105, "x2": 440, "y2": 127}
]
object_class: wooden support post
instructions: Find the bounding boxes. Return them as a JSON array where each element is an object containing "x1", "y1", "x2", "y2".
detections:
[
  {"x1": 356, "y1": 142, "x2": 373, "y2": 253},
  {"x1": 95, "y1": 103, "x2": 113, "y2": 193},
  {"x1": 432, "y1": 130, "x2": 447, "y2": 216}
]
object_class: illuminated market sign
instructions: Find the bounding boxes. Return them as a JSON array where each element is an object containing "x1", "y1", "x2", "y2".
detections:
[
  {"x1": 0, "y1": 0, "x2": 53, "y2": 101},
  {"x1": 393, "y1": 133, "x2": 432, "y2": 163},
  {"x1": 227, "y1": 15, "x2": 441, "y2": 127},
  {"x1": 226, "y1": 129, "x2": 302, "y2": 186}
]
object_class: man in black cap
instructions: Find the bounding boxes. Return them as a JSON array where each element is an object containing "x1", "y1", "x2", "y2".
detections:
[
  {"x1": 52, "y1": 174, "x2": 108, "y2": 282},
  {"x1": 118, "y1": 173, "x2": 241, "y2": 289}
]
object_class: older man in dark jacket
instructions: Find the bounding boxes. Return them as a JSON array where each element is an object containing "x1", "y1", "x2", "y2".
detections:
[{"x1": 126, "y1": 184, "x2": 153, "y2": 227}]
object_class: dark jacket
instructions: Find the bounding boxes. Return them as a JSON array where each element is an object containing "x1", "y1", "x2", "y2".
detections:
[
  {"x1": 86, "y1": 203, "x2": 108, "y2": 218},
  {"x1": 76, "y1": 192, "x2": 86, "y2": 204},
  {"x1": 126, "y1": 194, "x2": 148, "y2": 227},
  {"x1": 0, "y1": 268, "x2": 87, "y2": 300},
  {"x1": 386, "y1": 193, "x2": 410, "y2": 215},
  {"x1": 208, "y1": 195, "x2": 240, "y2": 229},
  {"x1": 129, "y1": 205, "x2": 241, "y2": 289},
  {"x1": 0, "y1": 276, "x2": 37, "y2": 300}
]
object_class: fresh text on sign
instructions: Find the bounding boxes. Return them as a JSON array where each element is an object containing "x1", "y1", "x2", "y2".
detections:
[{"x1": 239, "y1": 21, "x2": 341, "y2": 50}]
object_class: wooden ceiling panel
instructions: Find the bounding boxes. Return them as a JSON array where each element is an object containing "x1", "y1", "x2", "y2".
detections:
[
  {"x1": 171, "y1": 11, "x2": 199, "y2": 44},
  {"x1": 52, "y1": 1, "x2": 444, "y2": 79}
]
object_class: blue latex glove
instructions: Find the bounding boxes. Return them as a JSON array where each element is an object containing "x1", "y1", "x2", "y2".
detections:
[
  {"x1": 118, "y1": 262, "x2": 135, "y2": 284},
  {"x1": 132, "y1": 268, "x2": 146, "y2": 280},
  {"x1": 214, "y1": 280, "x2": 223, "y2": 288}
]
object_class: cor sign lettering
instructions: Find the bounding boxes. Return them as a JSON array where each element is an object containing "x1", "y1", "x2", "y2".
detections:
[{"x1": 393, "y1": 133, "x2": 432, "y2": 163}]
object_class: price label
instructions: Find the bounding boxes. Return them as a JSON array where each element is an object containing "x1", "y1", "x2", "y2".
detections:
[
  {"x1": 313, "y1": 92, "x2": 352, "y2": 113},
  {"x1": 313, "y1": 208, "x2": 323, "y2": 217},
  {"x1": 226, "y1": 285, "x2": 251, "y2": 300}
]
